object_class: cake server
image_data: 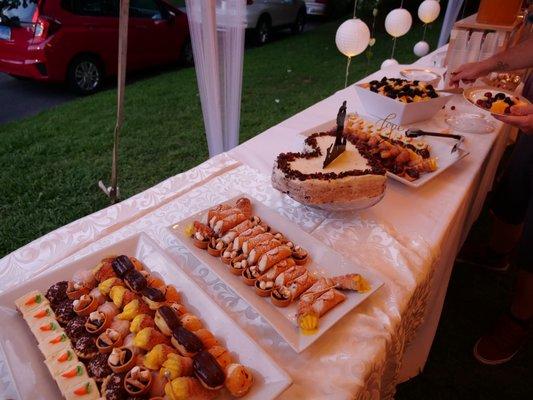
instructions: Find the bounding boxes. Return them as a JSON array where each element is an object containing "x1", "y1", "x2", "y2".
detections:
[
  {"x1": 323, "y1": 101, "x2": 347, "y2": 168},
  {"x1": 406, "y1": 129, "x2": 465, "y2": 154}
]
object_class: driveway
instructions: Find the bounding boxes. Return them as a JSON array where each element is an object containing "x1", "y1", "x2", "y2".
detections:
[{"x1": 0, "y1": 73, "x2": 76, "y2": 125}]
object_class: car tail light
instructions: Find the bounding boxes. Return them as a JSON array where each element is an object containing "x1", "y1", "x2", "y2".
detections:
[{"x1": 34, "y1": 16, "x2": 61, "y2": 39}]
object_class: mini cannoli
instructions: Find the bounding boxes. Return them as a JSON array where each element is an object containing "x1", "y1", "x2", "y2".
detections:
[
  {"x1": 232, "y1": 226, "x2": 265, "y2": 251},
  {"x1": 241, "y1": 232, "x2": 274, "y2": 255},
  {"x1": 88, "y1": 287, "x2": 106, "y2": 306},
  {"x1": 213, "y1": 212, "x2": 247, "y2": 235},
  {"x1": 192, "y1": 221, "x2": 214, "y2": 249},
  {"x1": 193, "y1": 350, "x2": 226, "y2": 390},
  {"x1": 274, "y1": 265, "x2": 307, "y2": 288},
  {"x1": 207, "y1": 237, "x2": 225, "y2": 257},
  {"x1": 109, "y1": 318, "x2": 131, "y2": 338},
  {"x1": 225, "y1": 363, "x2": 254, "y2": 398},
  {"x1": 124, "y1": 365, "x2": 153, "y2": 397},
  {"x1": 241, "y1": 266, "x2": 260, "y2": 286},
  {"x1": 85, "y1": 310, "x2": 111, "y2": 335},
  {"x1": 155, "y1": 306, "x2": 181, "y2": 336},
  {"x1": 206, "y1": 203, "x2": 232, "y2": 223},
  {"x1": 292, "y1": 245, "x2": 310, "y2": 265},
  {"x1": 259, "y1": 258, "x2": 295, "y2": 284},
  {"x1": 93, "y1": 257, "x2": 117, "y2": 282},
  {"x1": 208, "y1": 207, "x2": 241, "y2": 228},
  {"x1": 219, "y1": 218, "x2": 255, "y2": 245},
  {"x1": 286, "y1": 271, "x2": 317, "y2": 300},
  {"x1": 86, "y1": 352, "x2": 112, "y2": 383},
  {"x1": 309, "y1": 288, "x2": 346, "y2": 317},
  {"x1": 331, "y1": 273, "x2": 371, "y2": 292},
  {"x1": 134, "y1": 327, "x2": 169, "y2": 351},
  {"x1": 257, "y1": 245, "x2": 292, "y2": 272},
  {"x1": 247, "y1": 239, "x2": 281, "y2": 265},
  {"x1": 235, "y1": 197, "x2": 252, "y2": 216},
  {"x1": 66, "y1": 281, "x2": 91, "y2": 301},
  {"x1": 230, "y1": 254, "x2": 248, "y2": 276},
  {"x1": 161, "y1": 353, "x2": 194, "y2": 379},
  {"x1": 143, "y1": 343, "x2": 177, "y2": 370},
  {"x1": 270, "y1": 286, "x2": 292, "y2": 308},
  {"x1": 171, "y1": 326, "x2": 204, "y2": 357}
]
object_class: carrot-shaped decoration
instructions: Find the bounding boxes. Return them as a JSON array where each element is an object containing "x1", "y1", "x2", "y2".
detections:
[
  {"x1": 49, "y1": 334, "x2": 68, "y2": 344},
  {"x1": 73, "y1": 382, "x2": 91, "y2": 396},
  {"x1": 25, "y1": 294, "x2": 42, "y2": 306},
  {"x1": 57, "y1": 350, "x2": 73, "y2": 362},
  {"x1": 33, "y1": 309, "x2": 50, "y2": 319},
  {"x1": 62, "y1": 365, "x2": 83, "y2": 378},
  {"x1": 40, "y1": 322, "x2": 58, "y2": 331}
]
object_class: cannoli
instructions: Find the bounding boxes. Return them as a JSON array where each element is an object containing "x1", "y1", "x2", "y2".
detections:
[
  {"x1": 247, "y1": 239, "x2": 281, "y2": 265},
  {"x1": 165, "y1": 377, "x2": 216, "y2": 400},
  {"x1": 221, "y1": 243, "x2": 237, "y2": 265},
  {"x1": 45, "y1": 281, "x2": 69, "y2": 306},
  {"x1": 93, "y1": 257, "x2": 117, "y2": 282},
  {"x1": 270, "y1": 286, "x2": 292, "y2": 308},
  {"x1": 141, "y1": 286, "x2": 166, "y2": 310},
  {"x1": 219, "y1": 218, "x2": 255, "y2": 245},
  {"x1": 274, "y1": 265, "x2": 307, "y2": 288},
  {"x1": 65, "y1": 316, "x2": 88, "y2": 342},
  {"x1": 161, "y1": 353, "x2": 194, "y2": 379},
  {"x1": 207, "y1": 207, "x2": 241, "y2": 228},
  {"x1": 143, "y1": 343, "x2": 177, "y2": 370},
  {"x1": 331, "y1": 273, "x2": 371, "y2": 292},
  {"x1": 192, "y1": 221, "x2": 214, "y2": 249},
  {"x1": 225, "y1": 363, "x2": 254, "y2": 398},
  {"x1": 124, "y1": 365, "x2": 153, "y2": 397},
  {"x1": 309, "y1": 288, "x2": 346, "y2": 317},
  {"x1": 292, "y1": 245, "x2": 309, "y2": 265},
  {"x1": 242, "y1": 266, "x2": 262, "y2": 286},
  {"x1": 108, "y1": 346, "x2": 136, "y2": 373},
  {"x1": 86, "y1": 352, "x2": 112, "y2": 383},
  {"x1": 213, "y1": 212, "x2": 247, "y2": 235},
  {"x1": 73, "y1": 294, "x2": 98, "y2": 317},
  {"x1": 241, "y1": 232, "x2": 274, "y2": 255},
  {"x1": 130, "y1": 313, "x2": 155, "y2": 334},
  {"x1": 124, "y1": 269, "x2": 148, "y2": 293},
  {"x1": 286, "y1": 271, "x2": 317, "y2": 300},
  {"x1": 207, "y1": 237, "x2": 225, "y2": 257},
  {"x1": 134, "y1": 327, "x2": 169, "y2": 351},
  {"x1": 155, "y1": 306, "x2": 181, "y2": 336},
  {"x1": 73, "y1": 335, "x2": 98, "y2": 360},
  {"x1": 230, "y1": 254, "x2": 248, "y2": 276},
  {"x1": 117, "y1": 299, "x2": 152, "y2": 321},
  {"x1": 194, "y1": 329, "x2": 219, "y2": 349},
  {"x1": 180, "y1": 313, "x2": 203, "y2": 332},
  {"x1": 259, "y1": 258, "x2": 295, "y2": 283},
  {"x1": 54, "y1": 299, "x2": 76, "y2": 324},
  {"x1": 235, "y1": 197, "x2": 252, "y2": 217},
  {"x1": 171, "y1": 326, "x2": 204, "y2": 357},
  {"x1": 96, "y1": 328, "x2": 123, "y2": 353},
  {"x1": 207, "y1": 346, "x2": 233, "y2": 370},
  {"x1": 72, "y1": 270, "x2": 97, "y2": 291},
  {"x1": 112, "y1": 255, "x2": 136, "y2": 278},
  {"x1": 206, "y1": 202, "x2": 232, "y2": 223},
  {"x1": 232, "y1": 226, "x2": 265, "y2": 251},
  {"x1": 63, "y1": 379, "x2": 100, "y2": 400},
  {"x1": 16, "y1": 291, "x2": 49, "y2": 316},
  {"x1": 109, "y1": 318, "x2": 131, "y2": 338},
  {"x1": 193, "y1": 350, "x2": 225, "y2": 390},
  {"x1": 257, "y1": 245, "x2": 292, "y2": 272}
]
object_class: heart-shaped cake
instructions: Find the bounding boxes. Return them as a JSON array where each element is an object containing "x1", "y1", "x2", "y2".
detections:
[{"x1": 272, "y1": 132, "x2": 386, "y2": 210}]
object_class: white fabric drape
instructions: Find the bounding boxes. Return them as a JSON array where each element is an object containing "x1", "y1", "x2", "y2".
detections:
[
  {"x1": 438, "y1": 0, "x2": 465, "y2": 47},
  {"x1": 185, "y1": 0, "x2": 246, "y2": 156}
]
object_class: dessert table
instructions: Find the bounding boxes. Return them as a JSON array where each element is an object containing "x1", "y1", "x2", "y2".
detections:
[{"x1": 0, "y1": 46, "x2": 513, "y2": 399}]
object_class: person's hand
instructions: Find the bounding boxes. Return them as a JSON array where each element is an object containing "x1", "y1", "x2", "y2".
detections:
[
  {"x1": 450, "y1": 61, "x2": 490, "y2": 87},
  {"x1": 493, "y1": 104, "x2": 533, "y2": 134}
]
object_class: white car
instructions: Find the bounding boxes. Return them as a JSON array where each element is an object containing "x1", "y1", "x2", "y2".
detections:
[
  {"x1": 246, "y1": 0, "x2": 307, "y2": 45},
  {"x1": 304, "y1": 1, "x2": 328, "y2": 16}
]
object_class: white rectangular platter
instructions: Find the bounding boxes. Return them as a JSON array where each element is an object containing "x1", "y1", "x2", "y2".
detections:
[
  {"x1": 299, "y1": 118, "x2": 469, "y2": 188},
  {"x1": 0, "y1": 233, "x2": 291, "y2": 400},
  {"x1": 170, "y1": 196, "x2": 384, "y2": 353}
]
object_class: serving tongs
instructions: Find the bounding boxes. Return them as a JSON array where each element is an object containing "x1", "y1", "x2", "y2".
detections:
[
  {"x1": 406, "y1": 129, "x2": 465, "y2": 154},
  {"x1": 323, "y1": 101, "x2": 348, "y2": 168}
]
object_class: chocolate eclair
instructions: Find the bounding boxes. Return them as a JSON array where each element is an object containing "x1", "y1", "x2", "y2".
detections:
[
  {"x1": 54, "y1": 299, "x2": 76, "y2": 324},
  {"x1": 141, "y1": 287, "x2": 166, "y2": 310},
  {"x1": 171, "y1": 326, "x2": 204, "y2": 357},
  {"x1": 112, "y1": 255, "x2": 135, "y2": 278},
  {"x1": 155, "y1": 306, "x2": 181, "y2": 336},
  {"x1": 74, "y1": 334, "x2": 98, "y2": 360},
  {"x1": 45, "y1": 281, "x2": 69, "y2": 306},
  {"x1": 87, "y1": 352, "x2": 113, "y2": 383},
  {"x1": 123, "y1": 269, "x2": 147, "y2": 293},
  {"x1": 65, "y1": 316, "x2": 88, "y2": 342},
  {"x1": 193, "y1": 350, "x2": 226, "y2": 390}
]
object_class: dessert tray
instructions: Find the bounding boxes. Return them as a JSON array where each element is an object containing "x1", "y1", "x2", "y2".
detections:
[
  {"x1": 299, "y1": 114, "x2": 469, "y2": 189},
  {"x1": 463, "y1": 87, "x2": 530, "y2": 116},
  {"x1": 170, "y1": 196, "x2": 384, "y2": 353},
  {"x1": 0, "y1": 233, "x2": 291, "y2": 400}
]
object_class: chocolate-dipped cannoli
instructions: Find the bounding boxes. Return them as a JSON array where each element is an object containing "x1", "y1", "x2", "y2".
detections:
[
  {"x1": 112, "y1": 255, "x2": 136, "y2": 278},
  {"x1": 123, "y1": 269, "x2": 148, "y2": 293},
  {"x1": 247, "y1": 239, "x2": 282, "y2": 265},
  {"x1": 241, "y1": 232, "x2": 274, "y2": 255},
  {"x1": 45, "y1": 281, "x2": 69, "y2": 306},
  {"x1": 161, "y1": 353, "x2": 194, "y2": 379},
  {"x1": 171, "y1": 326, "x2": 204, "y2": 357},
  {"x1": 141, "y1": 286, "x2": 166, "y2": 310},
  {"x1": 193, "y1": 350, "x2": 225, "y2": 390},
  {"x1": 155, "y1": 306, "x2": 181, "y2": 336},
  {"x1": 73, "y1": 334, "x2": 98, "y2": 360},
  {"x1": 225, "y1": 363, "x2": 254, "y2": 398},
  {"x1": 86, "y1": 352, "x2": 113, "y2": 383},
  {"x1": 257, "y1": 245, "x2": 292, "y2": 273},
  {"x1": 124, "y1": 365, "x2": 153, "y2": 397},
  {"x1": 73, "y1": 294, "x2": 98, "y2": 317},
  {"x1": 108, "y1": 346, "x2": 136, "y2": 373},
  {"x1": 232, "y1": 226, "x2": 266, "y2": 251}
]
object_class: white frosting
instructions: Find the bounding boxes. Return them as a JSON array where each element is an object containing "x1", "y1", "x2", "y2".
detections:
[{"x1": 289, "y1": 135, "x2": 369, "y2": 175}]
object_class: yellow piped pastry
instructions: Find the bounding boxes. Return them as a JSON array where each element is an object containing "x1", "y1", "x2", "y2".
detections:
[{"x1": 160, "y1": 353, "x2": 193, "y2": 379}]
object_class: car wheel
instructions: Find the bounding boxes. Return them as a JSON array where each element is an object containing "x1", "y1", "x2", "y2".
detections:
[
  {"x1": 254, "y1": 15, "x2": 271, "y2": 46},
  {"x1": 291, "y1": 9, "x2": 306, "y2": 34},
  {"x1": 67, "y1": 55, "x2": 103, "y2": 95},
  {"x1": 179, "y1": 38, "x2": 194, "y2": 67}
]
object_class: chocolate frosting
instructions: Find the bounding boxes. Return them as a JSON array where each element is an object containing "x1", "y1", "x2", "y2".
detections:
[
  {"x1": 74, "y1": 335, "x2": 97, "y2": 354},
  {"x1": 142, "y1": 286, "x2": 165, "y2": 302},
  {"x1": 87, "y1": 353, "x2": 112, "y2": 379},
  {"x1": 124, "y1": 270, "x2": 147, "y2": 292},
  {"x1": 54, "y1": 299, "x2": 76, "y2": 323},
  {"x1": 158, "y1": 306, "x2": 181, "y2": 331},
  {"x1": 46, "y1": 281, "x2": 68, "y2": 305},
  {"x1": 172, "y1": 326, "x2": 204, "y2": 354},
  {"x1": 103, "y1": 373, "x2": 127, "y2": 400},
  {"x1": 112, "y1": 255, "x2": 135, "y2": 278},
  {"x1": 193, "y1": 350, "x2": 225, "y2": 389},
  {"x1": 65, "y1": 316, "x2": 88, "y2": 340}
]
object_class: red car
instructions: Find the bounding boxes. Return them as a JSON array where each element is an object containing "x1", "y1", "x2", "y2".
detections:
[{"x1": 0, "y1": 0, "x2": 191, "y2": 94}]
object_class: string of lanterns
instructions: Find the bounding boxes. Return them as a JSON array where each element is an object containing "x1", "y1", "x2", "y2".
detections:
[{"x1": 335, "y1": 0, "x2": 442, "y2": 86}]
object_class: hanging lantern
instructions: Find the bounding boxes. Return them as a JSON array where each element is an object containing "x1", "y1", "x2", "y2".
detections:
[
  {"x1": 385, "y1": 8, "x2": 412, "y2": 38},
  {"x1": 335, "y1": 18, "x2": 371, "y2": 57},
  {"x1": 413, "y1": 40, "x2": 430, "y2": 57},
  {"x1": 418, "y1": 0, "x2": 441, "y2": 24},
  {"x1": 381, "y1": 59, "x2": 399, "y2": 69}
]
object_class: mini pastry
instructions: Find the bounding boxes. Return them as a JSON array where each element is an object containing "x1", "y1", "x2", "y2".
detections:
[
  {"x1": 232, "y1": 226, "x2": 265, "y2": 251},
  {"x1": 207, "y1": 237, "x2": 224, "y2": 257},
  {"x1": 255, "y1": 258, "x2": 296, "y2": 296},
  {"x1": 112, "y1": 255, "x2": 136, "y2": 278},
  {"x1": 241, "y1": 232, "x2": 274, "y2": 256},
  {"x1": 179, "y1": 313, "x2": 203, "y2": 332},
  {"x1": 225, "y1": 363, "x2": 254, "y2": 398},
  {"x1": 101, "y1": 373, "x2": 127, "y2": 400},
  {"x1": 93, "y1": 257, "x2": 117, "y2": 282},
  {"x1": 207, "y1": 346, "x2": 233, "y2": 370},
  {"x1": 88, "y1": 287, "x2": 106, "y2": 306},
  {"x1": 221, "y1": 244, "x2": 238, "y2": 266},
  {"x1": 98, "y1": 301, "x2": 119, "y2": 320},
  {"x1": 254, "y1": 278, "x2": 274, "y2": 297},
  {"x1": 207, "y1": 202, "x2": 232, "y2": 222},
  {"x1": 15, "y1": 291, "x2": 49, "y2": 316},
  {"x1": 108, "y1": 346, "x2": 136, "y2": 373},
  {"x1": 292, "y1": 245, "x2": 309, "y2": 265},
  {"x1": 66, "y1": 281, "x2": 91, "y2": 301},
  {"x1": 86, "y1": 352, "x2": 113, "y2": 383},
  {"x1": 219, "y1": 218, "x2": 254, "y2": 245},
  {"x1": 65, "y1": 316, "x2": 87, "y2": 342},
  {"x1": 124, "y1": 269, "x2": 148, "y2": 293},
  {"x1": 63, "y1": 379, "x2": 100, "y2": 400},
  {"x1": 96, "y1": 328, "x2": 123, "y2": 353},
  {"x1": 143, "y1": 271, "x2": 166, "y2": 289},
  {"x1": 171, "y1": 326, "x2": 204, "y2": 357},
  {"x1": 286, "y1": 271, "x2": 317, "y2": 299},
  {"x1": 124, "y1": 365, "x2": 153, "y2": 397},
  {"x1": 274, "y1": 265, "x2": 306, "y2": 288},
  {"x1": 55, "y1": 362, "x2": 89, "y2": 393},
  {"x1": 98, "y1": 277, "x2": 124, "y2": 296},
  {"x1": 133, "y1": 327, "x2": 169, "y2": 351},
  {"x1": 257, "y1": 245, "x2": 292, "y2": 272},
  {"x1": 164, "y1": 286, "x2": 181, "y2": 304},
  {"x1": 193, "y1": 350, "x2": 225, "y2": 390},
  {"x1": 85, "y1": 310, "x2": 110, "y2": 335},
  {"x1": 45, "y1": 281, "x2": 69, "y2": 306},
  {"x1": 73, "y1": 294, "x2": 98, "y2": 317},
  {"x1": 130, "y1": 313, "x2": 155, "y2": 334},
  {"x1": 117, "y1": 298, "x2": 152, "y2": 320},
  {"x1": 73, "y1": 335, "x2": 98, "y2": 360},
  {"x1": 247, "y1": 239, "x2": 282, "y2": 265},
  {"x1": 109, "y1": 285, "x2": 137, "y2": 308},
  {"x1": 194, "y1": 329, "x2": 219, "y2": 349},
  {"x1": 271, "y1": 286, "x2": 292, "y2": 308},
  {"x1": 45, "y1": 347, "x2": 78, "y2": 376},
  {"x1": 164, "y1": 377, "x2": 215, "y2": 400},
  {"x1": 129, "y1": 256, "x2": 145, "y2": 272},
  {"x1": 331, "y1": 273, "x2": 371, "y2": 292},
  {"x1": 141, "y1": 287, "x2": 166, "y2": 310},
  {"x1": 150, "y1": 371, "x2": 168, "y2": 398},
  {"x1": 54, "y1": 299, "x2": 76, "y2": 324},
  {"x1": 155, "y1": 306, "x2": 181, "y2": 336},
  {"x1": 72, "y1": 270, "x2": 97, "y2": 291},
  {"x1": 230, "y1": 254, "x2": 248, "y2": 276},
  {"x1": 109, "y1": 318, "x2": 131, "y2": 338},
  {"x1": 143, "y1": 343, "x2": 177, "y2": 370},
  {"x1": 161, "y1": 353, "x2": 194, "y2": 379},
  {"x1": 242, "y1": 266, "x2": 261, "y2": 286},
  {"x1": 192, "y1": 221, "x2": 214, "y2": 249}
]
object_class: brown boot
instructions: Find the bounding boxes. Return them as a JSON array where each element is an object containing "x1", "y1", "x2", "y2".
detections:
[{"x1": 473, "y1": 312, "x2": 530, "y2": 365}]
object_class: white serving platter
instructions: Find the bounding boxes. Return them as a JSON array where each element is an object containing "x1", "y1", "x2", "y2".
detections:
[
  {"x1": 298, "y1": 118, "x2": 469, "y2": 189},
  {"x1": 169, "y1": 196, "x2": 384, "y2": 353},
  {"x1": 463, "y1": 86, "x2": 531, "y2": 116},
  {"x1": 0, "y1": 233, "x2": 291, "y2": 400}
]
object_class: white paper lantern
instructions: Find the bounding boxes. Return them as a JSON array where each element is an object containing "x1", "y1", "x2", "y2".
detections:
[
  {"x1": 418, "y1": 0, "x2": 441, "y2": 24},
  {"x1": 381, "y1": 58, "x2": 399, "y2": 69},
  {"x1": 414, "y1": 40, "x2": 430, "y2": 57},
  {"x1": 385, "y1": 8, "x2": 412, "y2": 38},
  {"x1": 335, "y1": 18, "x2": 371, "y2": 57}
]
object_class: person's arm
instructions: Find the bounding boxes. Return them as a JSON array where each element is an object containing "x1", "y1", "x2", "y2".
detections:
[
  {"x1": 450, "y1": 37, "x2": 533, "y2": 85},
  {"x1": 494, "y1": 104, "x2": 533, "y2": 134}
]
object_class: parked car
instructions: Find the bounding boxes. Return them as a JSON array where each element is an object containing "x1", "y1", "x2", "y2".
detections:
[
  {"x1": 245, "y1": 0, "x2": 306, "y2": 45},
  {"x1": 304, "y1": 0, "x2": 328, "y2": 16},
  {"x1": 0, "y1": 0, "x2": 191, "y2": 94}
]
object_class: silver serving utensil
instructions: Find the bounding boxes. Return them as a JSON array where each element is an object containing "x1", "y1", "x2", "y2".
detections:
[
  {"x1": 323, "y1": 101, "x2": 348, "y2": 168},
  {"x1": 436, "y1": 87, "x2": 464, "y2": 94},
  {"x1": 406, "y1": 129, "x2": 465, "y2": 154}
]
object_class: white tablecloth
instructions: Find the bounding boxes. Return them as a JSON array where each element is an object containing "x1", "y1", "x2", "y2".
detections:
[{"x1": 0, "y1": 47, "x2": 512, "y2": 399}]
